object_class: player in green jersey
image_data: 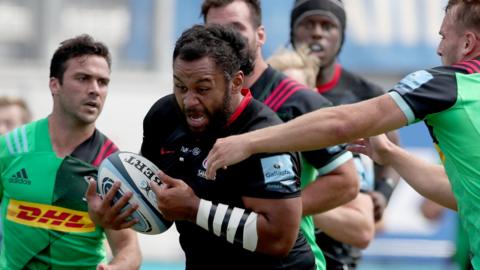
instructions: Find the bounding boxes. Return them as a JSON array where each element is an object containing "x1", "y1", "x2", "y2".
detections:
[
  {"x1": 0, "y1": 34, "x2": 141, "y2": 270},
  {"x1": 206, "y1": 0, "x2": 480, "y2": 268}
]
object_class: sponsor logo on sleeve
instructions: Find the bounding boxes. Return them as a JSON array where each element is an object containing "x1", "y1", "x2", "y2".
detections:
[
  {"x1": 394, "y1": 70, "x2": 433, "y2": 92},
  {"x1": 261, "y1": 155, "x2": 295, "y2": 183}
]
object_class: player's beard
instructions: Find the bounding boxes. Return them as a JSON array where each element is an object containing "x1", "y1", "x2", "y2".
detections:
[
  {"x1": 208, "y1": 86, "x2": 232, "y2": 133},
  {"x1": 185, "y1": 85, "x2": 232, "y2": 138}
]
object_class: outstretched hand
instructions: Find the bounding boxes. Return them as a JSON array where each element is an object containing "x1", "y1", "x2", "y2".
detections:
[
  {"x1": 347, "y1": 134, "x2": 394, "y2": 166},
  {"x1": 205, "y1": 134, "x2": 253, "y2": 179},
  {"x1": 85, "y1": 177, "x2": 139, "y2": 230},
  {"x1": 150, "y1": 171, "x2": 199, "y2": 222}
]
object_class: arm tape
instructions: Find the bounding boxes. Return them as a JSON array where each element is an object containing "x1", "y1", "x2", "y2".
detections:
[
  {"x1": 375, "y1": 177, "x2": 396, "y2": 202},
  {"x1": 196, "y1": 199, "x2": 258, "y2": 252}
]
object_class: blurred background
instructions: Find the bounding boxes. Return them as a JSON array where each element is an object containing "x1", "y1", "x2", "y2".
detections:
[{"x1": 0, "y1": 0, "x2": 460, "y2": 269}]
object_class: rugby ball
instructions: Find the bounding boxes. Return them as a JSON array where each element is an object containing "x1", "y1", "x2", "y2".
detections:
[{"x1": 97, "y1": 151, "x2": 173, "y2": 235}]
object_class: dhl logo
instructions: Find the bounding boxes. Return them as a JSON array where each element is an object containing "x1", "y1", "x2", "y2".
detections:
[{"x1": 7, "y1": 199, "x2": 96, "y2": 233}]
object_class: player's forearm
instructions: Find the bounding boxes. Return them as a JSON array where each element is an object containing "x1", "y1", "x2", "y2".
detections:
[
  {"x1": 382, "y1": 142, "x2": 457, "y2": 210},
  {"x1": 106, "y1": 229, "x2": 142, "y2": 270},
  {"x1": 302, "y1": 160, "x2": 359, "y2": 215},
  {"x1": 248, "y1": 96, "x2": 406, "y2": 155},
  {"x1": 195, "y1": 197, "x2": 302, "y2": 257},
  {"x1": 313, "y1": 193, "x2": 374, "y2": 248},
  {"x1": 374, "y1": 131, "x2": 401, "y2": 183}
]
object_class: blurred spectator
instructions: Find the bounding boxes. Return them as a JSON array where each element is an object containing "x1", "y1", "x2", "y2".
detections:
[
  {"x1": 266, "y1": 46, "x2": 319, "y2": 88},
  {"x1": 0, "y1": 96, "x2": 32, "y2": 135}
]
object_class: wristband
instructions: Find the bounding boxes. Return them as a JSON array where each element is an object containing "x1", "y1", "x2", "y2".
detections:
[
  {"x1": 196, "y1": 199, "x2": 258, "y2": 251},
  {"x1": 374, "y1": 177, "x2": 396, "y2": 202}
]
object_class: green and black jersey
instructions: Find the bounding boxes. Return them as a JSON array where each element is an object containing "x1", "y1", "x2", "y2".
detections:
[
  {"x1": 0, "y1": 118, "x2": 118, "y2": 270},
  {"x1": 389, "y1": 57, "x2": 480, "y2": 268}
]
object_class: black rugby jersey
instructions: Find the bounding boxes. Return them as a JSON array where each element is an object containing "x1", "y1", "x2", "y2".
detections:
[
  {"x1": 250, "y1": 65, "x2": 349, "y2": 172},
  {"x1": 317, "y1": 64, "x2": 385, "y2": 106},
  {"x1": 141, "y1": 91, "x2": 315, "y2": 270},
  {"x1": 315, "y1": 64, "x2": 385, "y2": 269}
]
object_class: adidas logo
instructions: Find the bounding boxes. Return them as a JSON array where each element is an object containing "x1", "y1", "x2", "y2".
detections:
[{"x1": 9, "y1": 168, "x2": 31, "y2": 185}]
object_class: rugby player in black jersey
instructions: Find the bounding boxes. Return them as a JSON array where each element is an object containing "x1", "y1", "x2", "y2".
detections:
[
  {"x1": 288, "y1": 1, "x2": 400, "y2": 268},
  {"x1": 88, "y1": 24, "x2": 316, "y2": 270},
  {"x1": 201, "y1": 1, "x2": 359, "y2": 269}
]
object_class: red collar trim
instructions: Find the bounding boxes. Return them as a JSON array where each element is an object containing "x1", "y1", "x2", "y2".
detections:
[
  {"x1": 225, "y1": 88, "x2": 252, "y2": 127},
  {"x1": 317, "y1": 64, "x2": 342, "y2": 94}
]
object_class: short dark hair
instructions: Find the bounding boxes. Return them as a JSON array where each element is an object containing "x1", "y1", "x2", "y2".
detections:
[
  {"x1": 201, "y1": 0, "x2": 262, "y2": 28},
  {"x1": 173, "y1": 24, "x2": 254, "y2": 81},
  {"x1": 49, "y1": 34, "x2": 111, "y2": 84},
  {"x1": 446, "y1": 0, "x2": 480, "y2": 34}
]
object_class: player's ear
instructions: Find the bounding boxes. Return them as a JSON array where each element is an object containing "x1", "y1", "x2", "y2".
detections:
[
  {"x1": 463, "y1": 31, "x2": 477, "y2": 56},
  {"x1": 49, "y1": 77, "x2": 60, "y2": 96},
  {"x1": 256, "y1": 25, "x2": 266, "y2": 47},
  {"x1": 231, "y1": 71, "x2": 244, "y2": 94}
]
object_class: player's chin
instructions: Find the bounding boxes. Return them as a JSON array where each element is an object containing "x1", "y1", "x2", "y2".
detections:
[
  {"x1": 78, "y1": 113, "x2": 100, "y2": 125},
  {"x1": 186, "y1": 118, "x2": 209, "y2": 133}
]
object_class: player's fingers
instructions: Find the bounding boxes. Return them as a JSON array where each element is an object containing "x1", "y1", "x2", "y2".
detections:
[
  {"x1": 85, "y1": 178, "x2": 98, "y2": 202},
  {"x1": 205, "y1": 156, "x2": 220, "y2": 180},
  {"x1": 158, "y1": 171, "x2": 178, "y2": 186},
  {"x1": 150, "y1": 180, "x2": 163, "y2": 196},
  {"x1": 350, "y1": 138, "x2": 366, "y2": 146},
  {"x1": 113, "y1": 204, "x2": 139, "y2": 224},
  {"x1": 102, "y1": 181, "x2": 121, "y2": 206},
  {"x1": 109, "y1": 191, "x2": 134, "y2": 213},
  {"x1": 346, "y1": 144, "x2": 367, "y2": 155},
  {"x1": 119, "y1": 219, "x2": 140, "y2": 230}
]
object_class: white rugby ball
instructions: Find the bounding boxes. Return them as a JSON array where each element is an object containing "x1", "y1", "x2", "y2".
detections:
[{"x1": 97, "y1": 151, "x2": 173, "y2": 235}]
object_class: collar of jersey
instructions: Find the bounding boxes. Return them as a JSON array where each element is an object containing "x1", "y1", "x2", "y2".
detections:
[
  {"x1": 317, "y1": 64, "x2": 342, "y2": 94},
  {"x1": 225, "y1": 88, "x2": 253, "y2": 127}
]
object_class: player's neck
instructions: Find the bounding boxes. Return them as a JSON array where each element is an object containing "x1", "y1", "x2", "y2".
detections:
[
  {"x1": 47, "y1": 113, "x2": 96, "y2": 158},
  {"x1": 317, "y1": 61, "x2": 339, "y2": 86},
  {"x1": 244, "y1": 54, "x2": 268, "y2": 88}
]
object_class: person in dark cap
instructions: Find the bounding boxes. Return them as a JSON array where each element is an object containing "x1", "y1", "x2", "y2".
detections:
[{"x1": 290, "y1": 0, "x2": 401, "y2": 269}]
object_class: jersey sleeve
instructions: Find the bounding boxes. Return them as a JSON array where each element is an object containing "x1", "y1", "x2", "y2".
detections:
[
  {"x1": 388, "y1": 66, "x2": 459, "y2": 124},
  {"x1": 301, "y1": 145, "x2": 353, "y2": 175},
  {"x1": 230, "y1": 152, "x2": 302, "y2": 199}
]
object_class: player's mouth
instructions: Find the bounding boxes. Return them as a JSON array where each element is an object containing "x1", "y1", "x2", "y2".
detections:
[
  {"x1": 84, "y1": 100, "x2": 100, "y2": 112},
  {"x1": 310, "y1": 43, "x2": 324, "y2": 52},
  {"x1": 186, "y1": 111, "x2": 208, "y2": 131}
]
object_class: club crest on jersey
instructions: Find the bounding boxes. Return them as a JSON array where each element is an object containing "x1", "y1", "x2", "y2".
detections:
[
  {"x1": 394, "y1": 70, "x2": 433, "y2": 92},
  {"x1": 197, "y1": 158, "x2": 215, "y2": 180}
]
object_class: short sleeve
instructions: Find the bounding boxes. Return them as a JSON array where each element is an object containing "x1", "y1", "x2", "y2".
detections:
[
  {"x1": 230, "y1": 153, "x2": 301, "y2": 199},
  {"x1": 302, "y1": 145, "x2": 353, "y2": 175},
  {"x1": 388, "y1": 67, "x2": 458, "y2": 124}
]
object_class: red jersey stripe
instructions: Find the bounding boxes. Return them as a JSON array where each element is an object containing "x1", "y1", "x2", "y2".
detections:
[
  {"x1": 92, "y1": 139, "x2": 113, "y2": 167},
  {"x1": 452, "y1": 63, "x2": 474, "y2": 74},
  {"x1": 465, "y1": 60, "x2": 480, "y2": 73},
  {"x1": 263, "y1": 79, "x2": 291, "y2": 106},
  {"x1": 317, "y1": 64, "x2": 342, "y2": 94},
  {"x1": 265, "y1": 79, "x2": 299, "y2": 109},
  {"x1": 271, "y1": 84, "x2": 305, "y2": 112},
  {"x1": 225, "y1": 88, "x2": 253, "y2": 127}
]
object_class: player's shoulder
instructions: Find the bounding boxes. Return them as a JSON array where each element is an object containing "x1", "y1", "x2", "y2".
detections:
[
  {"x1": 242, "y1": 98, "x2": 285, "y2": 130},
  {"x1": 289, "y1": 88, "x2": 332, "y2": 109},
  {"x1": 341, "y1": 68, "x2": 385, "y2": 95},
  {"x1": 0, "y1": 119, "x2": 42, "y2": 157},
  {"x1": 434, "y1": 58, "x2": 480, "y2": 75},
  {"x1": 144, "y1": 94, "x2": 179, "y2": 124}
]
